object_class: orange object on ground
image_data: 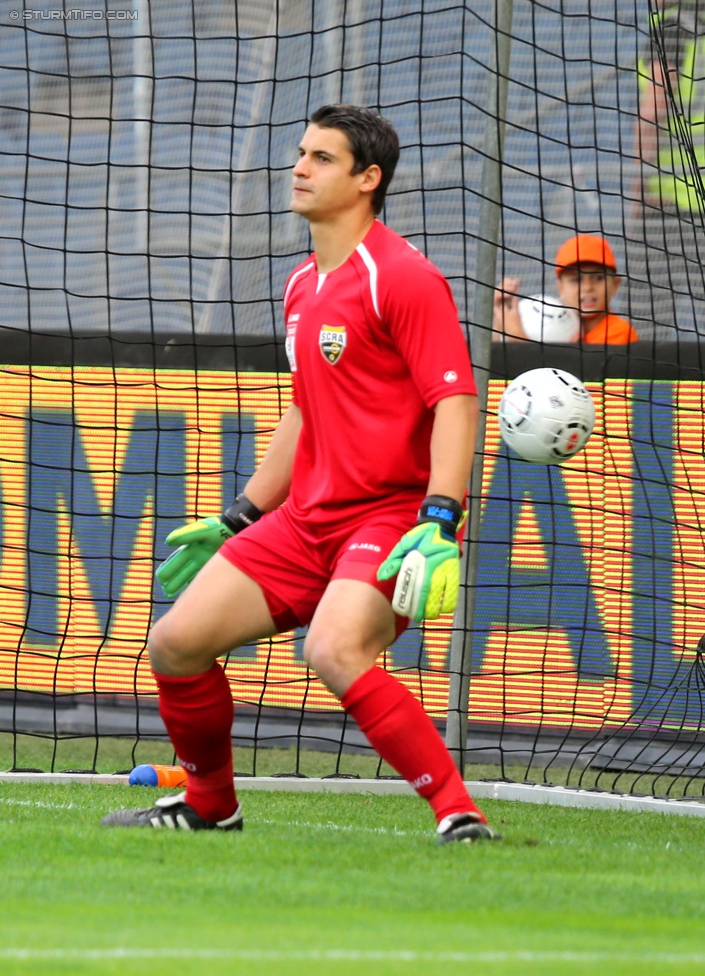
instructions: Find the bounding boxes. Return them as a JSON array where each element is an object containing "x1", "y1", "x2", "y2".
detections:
[{"x1": 128, "y1": 764, "x2": 188, "y2": 787}]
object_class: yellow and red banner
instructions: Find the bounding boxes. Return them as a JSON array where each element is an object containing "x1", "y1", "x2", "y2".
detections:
[{"x1": 0, "y1": 367, "x2": 703, "y2": 731}]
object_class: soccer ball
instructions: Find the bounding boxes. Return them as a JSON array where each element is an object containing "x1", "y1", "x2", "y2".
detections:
[
  {"x1": 518, "y1": 293, "x2": 580, "y2": 343},
  {"x1": 498, "y1": 367, "x2": 595, "y2": 464}
]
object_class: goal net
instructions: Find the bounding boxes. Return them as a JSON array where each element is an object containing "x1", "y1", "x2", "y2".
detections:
[{"x1": 1, "y1": 0, "x2": 705, "y2": 799}]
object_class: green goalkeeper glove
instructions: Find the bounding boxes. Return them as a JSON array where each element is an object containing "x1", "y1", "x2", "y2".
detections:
[
  {"x1": 156, "y1": 493, "x2": 264, "y2": 598},
  {"x1": 377, "y1": 495, "x2": 466, "y2": 622}
]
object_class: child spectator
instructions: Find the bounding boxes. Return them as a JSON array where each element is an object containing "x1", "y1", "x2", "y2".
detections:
[{"x1": 493, "y1": 234, "x2": 640, "y2": 344}]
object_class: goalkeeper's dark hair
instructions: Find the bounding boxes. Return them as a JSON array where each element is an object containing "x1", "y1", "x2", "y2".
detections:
[{"x1": 309, "y1": 104, "x2": 400, "y2": 214}]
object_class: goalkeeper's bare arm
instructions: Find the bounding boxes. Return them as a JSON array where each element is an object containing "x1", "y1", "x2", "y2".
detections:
[{"x1": 149, "y1": 402, "x2": 302, "y2": 674}]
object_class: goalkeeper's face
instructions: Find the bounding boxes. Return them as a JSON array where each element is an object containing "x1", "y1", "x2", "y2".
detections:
[{"x1": 291, "y1": 124, "x2": 380, "y2": 222}]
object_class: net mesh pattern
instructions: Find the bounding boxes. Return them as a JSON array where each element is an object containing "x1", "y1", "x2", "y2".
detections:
[{"x1": 1, "y1": 0, "x2": 705, "y2": 797}]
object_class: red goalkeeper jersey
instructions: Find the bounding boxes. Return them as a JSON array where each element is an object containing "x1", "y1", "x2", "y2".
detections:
[{"x1": 282, "y1": 219, "x2": 476, "y2": 524}]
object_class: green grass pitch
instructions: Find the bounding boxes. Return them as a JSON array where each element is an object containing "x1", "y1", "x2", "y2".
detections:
[{"x1": 0, "y1": 783, "x2": 705, "y2": 975}]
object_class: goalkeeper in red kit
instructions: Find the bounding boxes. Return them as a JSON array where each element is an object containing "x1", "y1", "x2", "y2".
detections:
[{"x1": 102, "y1": 104, "x2": 500, "y2": 844}]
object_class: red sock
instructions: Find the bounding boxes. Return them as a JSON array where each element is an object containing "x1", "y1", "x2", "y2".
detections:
[
  {"x1": 156, "y1": 663, "x2": 237, "y2": 822},
  {"x1": 341, "y1": 666, "x2": 485, "y2": 825}
]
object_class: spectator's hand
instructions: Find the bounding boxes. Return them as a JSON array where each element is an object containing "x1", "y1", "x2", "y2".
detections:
[{"x1": 492, "y1": 278, "x2": 524, "y2": 339}]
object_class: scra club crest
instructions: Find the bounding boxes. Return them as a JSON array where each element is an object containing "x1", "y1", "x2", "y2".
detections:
[{"x1": 319, "y1": 325, "x2": 347, "y2": 364}]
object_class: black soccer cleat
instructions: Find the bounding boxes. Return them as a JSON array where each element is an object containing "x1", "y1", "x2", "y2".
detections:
[
  {"x1": 100, "y1": 791, "x2": 244, "y2": 831},
  {"x1": 436, "y1": 812, "x2": 502, "y2": 844}
]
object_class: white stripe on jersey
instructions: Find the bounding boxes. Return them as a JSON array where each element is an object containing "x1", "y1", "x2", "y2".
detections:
[
  {"x1": 283, "y1": 261, "x2": 315, "y2": 311},
  {"x1": 355, "y1": 242, "x2": 380, "y2": 319}
]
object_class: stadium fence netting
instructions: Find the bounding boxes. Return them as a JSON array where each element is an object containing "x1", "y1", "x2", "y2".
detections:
[{"x1": 1, "y1": 0, "x2": 705, "y2": 798}]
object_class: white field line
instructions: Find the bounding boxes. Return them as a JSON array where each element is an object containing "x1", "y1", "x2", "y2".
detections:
[
  {"x1": 256, "y1": 816, "x2": 419, "y2": 837},
  {"x1": 0, "y1": 948, "x2": 705, "y2": 964},
  {"x1": 0, "y1": 797, "x2": 77, "y2": 810},
  {"x1": 0, "y1": 797, "x2": 419, "y2": 835},
  {"x1": 0, "y1": 792, "x2": 418, "y2": 836},
  {"x1": 0, "y1": 799, "x2": 692, "y2": 848},
  {"x1": 0, "y1": 799, "x2": 695, "y2": 851}
]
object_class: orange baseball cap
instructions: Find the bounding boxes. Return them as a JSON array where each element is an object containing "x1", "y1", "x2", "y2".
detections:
[{"x1": 555, "y1": 234, "x2": 617, "y2": 275}]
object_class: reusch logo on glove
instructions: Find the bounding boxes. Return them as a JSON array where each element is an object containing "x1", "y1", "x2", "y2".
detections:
[
  {"x1": 319, "y1": 325, "x2": 347, "y2": 364},
  {"x1": 396, "y1": 564, "x2": 414, "y2": 611},
  {"x1": 394, "y1": 551, "x2": 425, "y2": 617}
]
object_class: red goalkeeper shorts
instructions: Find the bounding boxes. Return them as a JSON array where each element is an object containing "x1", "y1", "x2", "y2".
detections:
[{"x1": 220, "y1": 502, "x2": 417, "y2": 634}]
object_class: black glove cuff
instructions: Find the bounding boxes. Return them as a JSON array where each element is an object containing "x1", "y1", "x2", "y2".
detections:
[
  {"x1": 417, "y1": 495, "x2": 464, "y2": 537},
  {"x1": 221, "y1": 493, "x2": 265, "y2": 535}
]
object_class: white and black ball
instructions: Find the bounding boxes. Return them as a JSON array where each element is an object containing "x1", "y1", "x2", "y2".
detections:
[{"x1": 498, "y1": 367, "x2": 595, "y2": 464}]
